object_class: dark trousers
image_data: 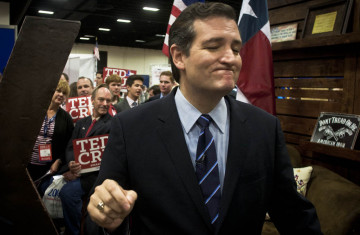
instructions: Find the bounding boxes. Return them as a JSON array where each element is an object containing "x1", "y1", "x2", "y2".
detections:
[{"x1": 59, "y1": 178, "x2": 84, "y2": 235}]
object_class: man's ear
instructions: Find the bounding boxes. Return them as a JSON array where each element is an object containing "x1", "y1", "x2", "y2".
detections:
[{"x1": 170, "y1": 44, "x2": 185, "y2": 71}]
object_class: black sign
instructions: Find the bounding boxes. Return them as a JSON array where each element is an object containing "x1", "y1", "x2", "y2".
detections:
[{"x1": 311, "y1": 112, "x2": 360, "y2": 149}]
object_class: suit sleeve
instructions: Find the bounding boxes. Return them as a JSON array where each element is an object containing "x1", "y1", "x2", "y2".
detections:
[
  {"x1": 268, "y1": 119, "x2": 322, "y2": 234},
  {"x1": 92, "y1": 114, "x2": 129, "y2": 188},
  {"x1": 59, "y1": 111, "x2": 74, "y2": 165},
  {"x1": 85, "y1": 115, "x2": 130, "y2": 235}
]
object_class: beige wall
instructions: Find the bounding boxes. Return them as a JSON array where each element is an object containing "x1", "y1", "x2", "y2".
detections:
[
  {"x1": 0, "y1": 2, "x2": 10, "y2": 25},
  {"x1": 71, "y1": 43, "x2": 169, "y2": 75}
]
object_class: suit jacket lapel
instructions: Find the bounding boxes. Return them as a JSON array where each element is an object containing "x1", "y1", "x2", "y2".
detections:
[
  {"x1": 122, "y1": 99, "x2": 130, "y2": 110},
  {"x1": 156, "y1": 89, "x2": 214, "y2": 231},
  {"x1": 86, "y1": 113, "x2": 111, "y2": 137},
  {"x1": 217, "y1": 97, "x2": 250, "y2": 227},
  {"x1": 79, "y1": 116, "x2": 92, "y2": 138}
]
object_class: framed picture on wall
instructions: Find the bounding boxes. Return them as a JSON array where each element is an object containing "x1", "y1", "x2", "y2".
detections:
[
  {"x1": 301, "y1": 0, "x2": 353, "y2": 38},
  {"x1": 310, "y1": 112, "x2": 360, "y2": 149},
  {"x1": 271, "y1": 23, "x2": 298, "y2": 43}
]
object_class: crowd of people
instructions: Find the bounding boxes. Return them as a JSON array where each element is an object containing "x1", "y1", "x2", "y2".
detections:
[
  {"x1": 27, "y1": 69, "x2": 176, "y2": 235},
  {"x1": 27, "y1": 2, "x2": 322, "y2": 235}
]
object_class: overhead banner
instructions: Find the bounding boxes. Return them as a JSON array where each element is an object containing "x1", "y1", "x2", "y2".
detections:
[
  {"x1": 66, "y1": 95, "x2": 92, "y2": 123},
  {"x1": 73, "y1": 134, "x2": 109, "y2": 173}
]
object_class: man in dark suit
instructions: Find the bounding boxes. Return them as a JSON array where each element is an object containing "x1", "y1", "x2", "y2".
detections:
[
  {"x1": 59, "y1": 84, "x2": 112, "y2": 235},
  {"x1": 86, "y1": 2, "x2": 321, "y2": 234},
  {"x1": 147, "y1": 71, "x2": 175, "y2": 102},
  {"x1": 114, "y1": 75, "x2": 144, "y2": 112}
]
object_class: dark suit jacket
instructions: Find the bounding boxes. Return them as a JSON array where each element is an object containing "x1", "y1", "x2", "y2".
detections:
[
  {"x1": 62, "y1": 113, "x2": 112, "y2": 194},
  {"x1": 86, "y1": 88, "x2": 321, "y2": 234},
  {"x1": 114, "y1": 98, "x2": 131, "y2": 113},
  {"x1": 146, "y1": 93, "x2": 160, "y2": 103},
  {"x1": 51, "y1": 108, "x2": 74, "y2": 165}
]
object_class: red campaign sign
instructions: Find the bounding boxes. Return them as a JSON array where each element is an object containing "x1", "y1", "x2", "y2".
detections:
[
  {"x1": 103, "y1": 67, "x2": 137, "y2": 91},
  {"x1": 66, "y1": 96, "x2": 93, "y2": 123},
  {"x1": 73, "y1": 134, "x2": 109, "y2": 173}
]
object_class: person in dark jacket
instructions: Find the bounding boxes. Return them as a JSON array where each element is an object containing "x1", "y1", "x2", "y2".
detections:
[{"x1": 27, "y1": 79, "x2": 73, "y2": 184}]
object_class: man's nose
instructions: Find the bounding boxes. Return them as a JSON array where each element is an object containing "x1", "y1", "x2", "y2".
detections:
[{"x1": 220, "y1": 47, "x2": 237, "y2": 64}]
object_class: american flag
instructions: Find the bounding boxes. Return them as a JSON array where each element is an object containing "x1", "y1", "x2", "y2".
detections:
[
  {"x1": 94, "y1": 38, "x2": 100, "y2": 61},
  {"x1": 162, "y1": 0, "x2": 204, "y2": 57},
  {"x1": 237, "y1": 0, "x2": 275, "y2": 114}
]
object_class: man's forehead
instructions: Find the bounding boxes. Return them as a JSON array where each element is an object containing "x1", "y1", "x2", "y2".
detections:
[
  {"x1": 133, "y1": 80, "x2": 143, "y2": 85},
  {"x1": 78, "y1": 78, "x2": 91, "y2": 85},
  {"x1": 96, "y1": 88, "x2": 111, "y2": 97},
  {"x1": 193, "y1": 17, "x2": 240, "y2": 38},
  {"x1": 160, "y1": 75, "x2": 171, "y2": 82}
]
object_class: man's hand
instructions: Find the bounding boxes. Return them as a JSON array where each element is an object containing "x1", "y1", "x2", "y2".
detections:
[
  {"x1": 69, "y1": 161, "x2": 81, "y2": 176},
  {"x1": 87, "y1": 179, "x2": 137, "y2": 232},
  {"x1": 63, "y1": 171, "x2": 79, "y2": 181}
]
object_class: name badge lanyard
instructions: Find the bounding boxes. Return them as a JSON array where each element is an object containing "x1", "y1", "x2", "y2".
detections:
[{"x1": 44, "y1": 112, "x2": 57, "y2": 139}]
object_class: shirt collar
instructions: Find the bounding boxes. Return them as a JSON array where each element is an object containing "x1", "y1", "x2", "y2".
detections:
[
  {"x1": 126, "y1": 96, "x2": 137, "y2": 105},
  {"x1": 91, "y1": 115, "x2": 101, "y2": 121},
  {"x1": 175, "y1": 88, "x2": 227, "y2": 134}
]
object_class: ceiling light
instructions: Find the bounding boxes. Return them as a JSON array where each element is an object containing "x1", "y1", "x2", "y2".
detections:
[
  {"x1": 80, "y1": 37, "x2": 90, "y2": 40},
  {"x1": 135, "y1": 40, "x2": 145, "y2": 43},
  {"x1": 99, "y1": 28, "x2": 110, "y2": 31},
  {"x1": 143, "y1": 7, "x2": 159, "y2": 12},
  {"x1": 38, "y1": 10, "x2": 54, "y2": 15},
  {"x1": 117, "y1": 19, "x2": 131, "y2": 23},
  {"x1": 155, "y1": 34, "x2": 165, "y2": 37},
  {"x1": 84, "y1": 35, "x2": 95, "y2": 38}
]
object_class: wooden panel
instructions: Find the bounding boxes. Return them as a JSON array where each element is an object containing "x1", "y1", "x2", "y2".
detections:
[
  {"x1": 276, "y1": 99, "x2": 343, "y2": 117},
  {"x1": 270, "y1": 0, "x2": 360, "y2": 186},
  {"x1": 278, "y1": 115, "x2": 317, "y2": 135},
  {"x1": 342, "y1": 55, "x2": 358, "y2": 113},
  {"x1": 354, "y1": 54, "x2": 360, "y2": 114},
  {"x1": 274, "y1": 58, "x2": 344, "y2": 77},
  {"x1": 274, "y1": 77, "x2": 343, "y2": 88},
  {"x1": 272, "y1": 33, "x2": 360, "y2": 51},
  {"x1": 275, "y1": 88, "x2": 343, "y2": 101},
  {"x1": 269, "y1": 0, "x2": 332, "y2": 24},
  {"x1": 284, "y1": 132, "x2": 311, "y2": 145},
  {"x1": 299, "y1": 141, "x2": 360, "y2": 162},
  {"x1": 268, "y1": 0, "x2": 306, "y2": 9},
  {"x1": 273, "y1": 45, "x2": 349, "y2": 61},
  {"x1": 353, "y1": 0, "x2": 360, "y2": 32}
]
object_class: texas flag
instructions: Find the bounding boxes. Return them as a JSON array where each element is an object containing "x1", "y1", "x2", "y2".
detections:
[
  {"x1": 162, "y1": 0, "x2": 205, "y2": 57},
  {"x1": 237, "y1": 0, "x2": 276, "y2": 115}
]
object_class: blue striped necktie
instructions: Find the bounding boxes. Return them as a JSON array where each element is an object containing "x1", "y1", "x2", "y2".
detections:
[{"x1": 195, "y1": 114, "x2": 221, "y2": 227}]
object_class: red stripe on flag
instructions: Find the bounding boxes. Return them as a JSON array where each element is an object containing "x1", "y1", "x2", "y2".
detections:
[
  {"x1": 162, "y1": 44, "x2": 169, "y2": 57},
  {"x1": 237, "y1": 31, "x2": 275, "y2": 114},
  {"x1": 171, "y1": 5, "x2": 182, "y2": 18}
]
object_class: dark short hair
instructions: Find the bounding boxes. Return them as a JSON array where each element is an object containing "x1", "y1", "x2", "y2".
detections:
[
  {"x1": 77, "y1": 76, "x2": 94, "y2": 88},
  {"x1": 61, "y1": 72, "x2": 69, "y2": 82},
  {"x1": 160, "y1": 71, "x2": 175, "y2": 83},
  {"x1": 149, "y1": 84, "x2": 160, "y2": 96},
  {"x1": 126, "y1": 75, "x2": 144, "y2": 87},
  {"x1": 91, "y1": 84, "x2": 109, "y2": 100},
  {"x1": 169, "y1": 2, "x2": 236, "y2": 83},
  {"x1": 69, "y1": 82, "x2": 78, "y2": 98}
]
